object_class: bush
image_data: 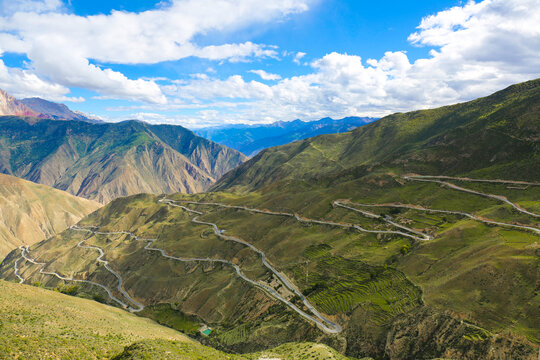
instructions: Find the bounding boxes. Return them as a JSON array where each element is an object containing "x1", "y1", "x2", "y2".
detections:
[{"x1": 400, "y1": 244, "x2": 411, "y2": 255}]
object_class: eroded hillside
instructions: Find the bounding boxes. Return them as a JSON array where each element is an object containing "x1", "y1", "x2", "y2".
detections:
[
  {"x1": 0, "y1": 173, "x2": 100, "y2": 258},
  {"x1": 0, "y1": 118, "x2": 246, "y2": 203}
]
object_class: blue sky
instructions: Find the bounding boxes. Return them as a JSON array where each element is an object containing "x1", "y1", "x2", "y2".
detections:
[{"x1": 0, "y1": 0, "x2": 539, "y2": 128}]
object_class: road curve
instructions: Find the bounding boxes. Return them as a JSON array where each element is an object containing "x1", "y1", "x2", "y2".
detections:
[
  {"x1": 159, "y1": 198, "x2": 342, "y2": 333},
  {"x1": 168, "y1": 199, "x2": 431, "y2": 241},
  {"x1": 73, "y1": 221, "x2": 342, "y2": 334},
  {"x1": 14, "y1": 249, "x2": 25, "y2": 284},
  {"x1": 341, "y1": 202, "x2": 540, "y2": 235},
  {"x1": 16, "y1": 245, "x2": 131, "y2": 309},
  {"x1": 333, "y1": 200, "x2": 434, "y2": 240},
  {"x1": 405, "y1": 176, "x2": 540, "y2": 218},
  {"x1": 406, "y1": 175, "x2": 540, "y2": 186},
  {"x1": 72, "y1": 231, "x2": 144, "y2": 312}
]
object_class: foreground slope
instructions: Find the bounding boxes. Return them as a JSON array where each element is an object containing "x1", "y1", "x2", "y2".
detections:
[
  {"x1": 0, "y1": 280, "x2": 354, "y2": 360},
  {"x1": 0, "y1": 118, "x2": 246, "y2": 203},
  {"x1": 1, "y1": 80, "x2": 538, "y2": 359},
  {"x1": 0, "y1": 173, "x2": 100, "y2": 258}
]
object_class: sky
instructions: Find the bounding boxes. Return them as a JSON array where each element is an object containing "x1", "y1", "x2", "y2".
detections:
[{"x1": 0, "y1": 0, "x2": 539, "y2": 128}]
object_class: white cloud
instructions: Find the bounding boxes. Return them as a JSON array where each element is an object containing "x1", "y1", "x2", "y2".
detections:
[
  {"x1": 0, "y1": 0, "x2": 63, "y2": 16},
  {"x1": 293, "y1": 52, "x2": 306, "y2": 64},
  {"x1": 0, "y1": 0, "x2": 314, "y2": 103},
  {"x1": 162, "y1": 0, "x2": 540, "y2": 126},
  {"x1": 2, "y1": 0, "x2": 539, "y2": 124},
  {"x1": 249, "y1": 70, "x2": 282, "y2": 81},
  {"x1": 0, "y1": 59, "x2": 80, "y2": 102}
]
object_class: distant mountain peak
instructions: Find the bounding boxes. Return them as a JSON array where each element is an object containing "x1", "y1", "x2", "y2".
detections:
[
  {"x1": 0, "y1": 89, "x2": 43, "y2": 117},
  {"x1": 195, "y1": 116, "x2": 377, "y2": 157},
  {"x1": 21, "y1": 97, "x2": 101, "y2": 123},
  {"x1": 0, "y1": 88, "x2": 102, "y2": 123}
]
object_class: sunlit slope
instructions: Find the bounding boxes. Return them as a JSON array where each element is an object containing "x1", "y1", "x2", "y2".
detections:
[
  {"x1": 214, "y1": 79, "x2": 540, "y2": 192},
  {"x1": 0, "y1": 279, "x2": 191, "y2": 359},
  {"x1": 3, "y1": 182, "x2": 537, "y2": 359},
  {"x1": 0, "y1": 173, "x2": 100, "y2": 258},
  {"x1": 0, "y1": 280, "x2": 354, "y2": 360}
]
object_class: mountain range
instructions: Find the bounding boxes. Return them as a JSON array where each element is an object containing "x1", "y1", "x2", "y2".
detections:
[
  {"x1": 20, "y1": 97, "x2": 103, "y2": 123},
  {"x1": 0, "y1": 117, "x2": 246, "y2": 203},
  {"x1": 195, "y1": 117, "x2": 376, "y2": 157},
  {"x1": 3, "y1": 80, "x2": 538, "y2": 359}
]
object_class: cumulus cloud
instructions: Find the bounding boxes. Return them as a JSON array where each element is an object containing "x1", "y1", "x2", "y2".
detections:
[
  {"x1": 165, "y1": 0, "x2": 540, "y2": 125},
  {"x1": 0, "y1": 59, "x2": 79, "y2": 101},
  {"x1": 249, "y1": 70, "x2": 282, "y2": 81},
  {"x1": 293, "y1": 52, "x2": 306, "y2": 64},
  {"x1": 0, "y1": 0, "x2": 314, "y2": 102},
  {"x1": 0, "y1": 0, "x2": 63, "y2": 16}
]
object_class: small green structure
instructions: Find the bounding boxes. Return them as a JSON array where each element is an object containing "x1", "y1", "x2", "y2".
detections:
[{"x1": 199, "y1": 325, "x2": 212, "y2": 336}]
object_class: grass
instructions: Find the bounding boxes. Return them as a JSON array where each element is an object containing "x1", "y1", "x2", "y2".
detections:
[
  {"x1": 0, "y1": 280, "x2": 358, "y2": 360},
  {"x1": 112, "y1": 339, "x2": 360, "y2": 360},
  {"x1": 138, "y1": 303, "x2": 200, "y2": 336},
  {"x1": 0, "y1": 280, "x2": 191, "y2": 359}
]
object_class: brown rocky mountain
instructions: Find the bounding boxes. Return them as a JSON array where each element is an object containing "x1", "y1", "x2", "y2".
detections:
[
  {"x1": 0, "y1": 173, "x2": 101, "y2": 258},
  {"x1": 0, "y1": 89, "x2": 42, "y2": 117},
  {"x1": 0, "y1": 117, "x2": 247, "y2": 204},
  {"x1": 21, "y1": 97, "x2": 99, "y2": 122}
]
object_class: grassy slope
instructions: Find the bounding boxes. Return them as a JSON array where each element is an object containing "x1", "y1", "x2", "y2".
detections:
[
  {"x1": 214, "y1": 79, "x2": 540, "y2": 192},
  {"x1": 0, "y1": 280, "x2": 191, "y2": 359},
  {"x1": 0, "y1": 280, "x2": 356, "y2": 360},
  {"x1": 205, "y1": 80, "x2": 539, "y2": 357},
  {"x1": 4, "y1": 181, "x2": 537, "y2": 358},
  {"x1": 0, "y1": 173, "x2": 100, "y2": 258}
]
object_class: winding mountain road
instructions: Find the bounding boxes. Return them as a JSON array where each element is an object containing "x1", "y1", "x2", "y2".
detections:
[
  {"x1": 11, "y1": 174, "x2": 536, "y2": 335},
  {"x1": 14, "y1": 251, "x2": 24, "y2": 284},
  {"x1": 339, "y1": 202, "x2": 540, "y2": 235},
  {"x1": 159, "y1": 198, "x2": 342, "y2": 333},
  {"x1": 171, "y1": 199, "x2": 431, "y2": 241},
  {"x1": 16, "y1": 244, "x2": 132, "y2": 309},
  {"x1": 405, "y1": 176, "x2": 540, "y2": 218},
  {"x1": 406, "y1": 175, "x2": 540, "y2": 186},
  {"x1": 70, "y1": 228, "x2": 145, "y2": 311},
  {"x1": 333, "y1": 201, "x2": 434, "y2": 240}
]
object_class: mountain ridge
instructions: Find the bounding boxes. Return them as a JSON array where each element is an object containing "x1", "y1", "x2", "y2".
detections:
[
  {"x1": 0, "y1": 118, "x2": 247, "y2": 203},
  {"x1": 21, "y1": 97, "x2": 102, "y2": 123},
  {"x1": 0, "y1": 89, "x2": 43, "y2": 117},
  {"x1": 195, "y1": 116, "x2": 376, "y2": 156},
  {"x1": 213, "y1": 79, "x2": 540, "y2": 192},
  {"x1": 0, "y1": 88, "x2": 102, "y2": 122}
]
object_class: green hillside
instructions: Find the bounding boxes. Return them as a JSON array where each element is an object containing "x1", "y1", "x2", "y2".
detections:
[
  {"x1": 1, "y1": 80, "x2": 538, "y2": 359},
  {"x1": 214, "y1": 79, "x2": 539, "y2": 192},
  {"x1": 0, "y1": 280, "x2": 354, "y2": 359},
  {"x1": 0, "y1": 118, "x2": 246, "y2": 203}
]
